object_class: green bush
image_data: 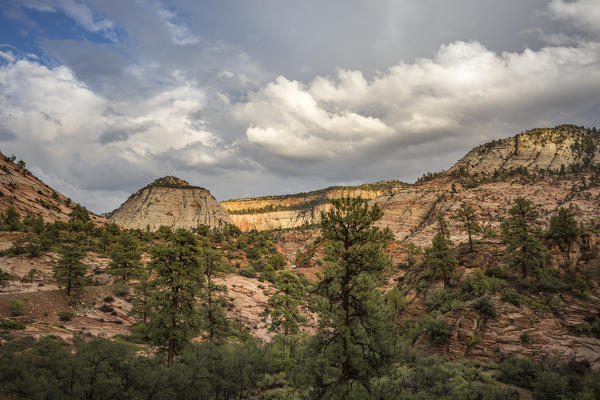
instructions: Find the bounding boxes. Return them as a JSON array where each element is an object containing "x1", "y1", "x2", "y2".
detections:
[
  {"x1": 473, "y1": 296, "x2": 496, "y2": 320},
  {"x1": 9, "y1": 299, "x2": 25, "y2": 317},
  {"x1": 425, "y1": 288, "x2": 462, "y2": 313},
  {"x1": 500, "y1": 288, "x2": 521, "y2": 306},
  {"x1": 103, "y1": 296, "x2": 115, "y2": 303},
  {"x1": 461, "y1": 269, "x2": 506, "y2": 297},
  {"x1": 0, "y1": 319, "x2": 26, "y2": 330},
  {"x1": 496, "y1": 357, "x2": 541, "y2": 389},
  {"x1": 58, "y1": 311, "x2": 75, "y2": 321},
  {"x1": 423, "y1": 315, "x2": 451, "y2": 344},
  {"x1": 239, "y1": 265, "x2": 256, "y2": 278},
  {"x1": 99, "y1": 304, "x2": 114, "y2": 313},
  {"x1": 112, "y1": 283, "x2": 129, "y2": 297}
]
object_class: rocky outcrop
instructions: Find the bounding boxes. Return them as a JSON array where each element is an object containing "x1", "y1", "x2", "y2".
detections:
[
  {"x1": 448, "y1": 125, "x2": 600, "y2": 176},
  {"x1": 109, "y1": 176, "x2": 232, "y2": 231},
  {"x1": 221, "y1": 181, "x2": 405, "y2": 231}
]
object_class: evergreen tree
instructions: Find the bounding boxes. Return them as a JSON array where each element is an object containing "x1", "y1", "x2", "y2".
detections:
[
  {"x1": 267, "y1": 270, "x2": 307, "y2": 336},
  {"x1": 54, "y1": 243, "x2": 87, "y2": 296},
  {"x1": 147, "y1": 229, "x2": 204, "y2": 366},
  {"x1": 547, "y1": 207, "x2": 579, "y2": 252},
  {"x1": 108, "y1": 231, "x2": 142, "y2": 280},
  {"x1": 69, "y1": 205, "x2": 90, "y2": 223},
  {"x1": 312, "y1": 197, "x2": 395, "y2": 398},
  {"x1": 199, "y1": 247, "x2": 231, "y2": 342},
  {"x1": 131, "y1": 264, "x2": 152, "y2": 325},
  {"x1": 454, "y1": 203, "x2": 482, "y2": 252},
  {"x1": 424, "y1": 232, "x2": 457, "y2": 287},
  {"x1": 501, "y1": 197, "x2": 547, "y2": 277},
  {"x1": 437, "y1": 214, "x2": 450, "y2": 242},
  {"x1": 2, "y1": 206, "x2": 21, "y2": 232}
]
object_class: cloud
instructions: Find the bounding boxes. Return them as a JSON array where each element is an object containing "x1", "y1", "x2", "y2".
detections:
[
  {"x1": 548, "y1": 0, "x2": 600, "y2": 36},
  {"x1": 23, "y1": 0, "x2": 118, "y2": 41},
  {"x1": 235, "y1": 40, "x2": 600, "y2": 169},
  {"x1": 0, "y1": 56, "x2": 242, "y2": 210},
  {"x1": 155, "y1": 3, "x2": 201, "y2": 46},
  {"x1": 235, "y1": 76, "x2": 393, "y2": 160}
]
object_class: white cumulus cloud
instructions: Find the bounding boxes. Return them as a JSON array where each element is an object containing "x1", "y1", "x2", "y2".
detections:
[{"x1": 235, "y1": 39, "x2": 600, "y2": 164}]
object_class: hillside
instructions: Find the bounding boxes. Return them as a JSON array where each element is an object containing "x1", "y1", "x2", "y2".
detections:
[
  {"x1": 221, "y1": 125, "x2": 600, "y2": 239},
  {"x1": 1, "y1": 125, "x2": 600, "y2": 399},
  {"x1": 108, "y1": 176, "x2": 232, "y2": 231},
  {"x1": 448, "y1": 125, "x2": 600, "y2": 176},
  {"x1": 0, "y1": 152, "x2": 104, "y2": 223}
]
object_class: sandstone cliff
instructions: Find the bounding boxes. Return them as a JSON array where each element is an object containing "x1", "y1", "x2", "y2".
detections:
[
  {"x1": 448, "y1": 124, "x2": 600, "y2": 176},
  {"x1": 109, "y1": 176, "x2": 232, "y2": 231},
  {"x1": 221, "y1": 181, "x2": 406, "y2": 231}
]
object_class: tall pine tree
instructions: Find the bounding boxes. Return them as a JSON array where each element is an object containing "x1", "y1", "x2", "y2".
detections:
[
  {"x1": 312, "y1": 197, "x2": 395, "y2": 398},
  {"x1": 146, "y1": 229, "x2": 204, "y2": 366},
  {"x1": 424, "y1": 232, "x2": 457, "y2": 287},
  {"x1": 54, "y1": 243, "x2": 87, "y2": 296},
  {"x1": 454, "y1": 203, "x2": 482, "y2": 252},
  {"x1": 108, "y1": 231, "x2": 142, "y2": 281},
  {"x1": 199, "y1": 247, "x2": 231, "y2": 343},
  {"x1": 267, "y1": 270, "x2": 307, "y2": 336},
  {"x1": 501, "y1": 197, "x2": 547, "y2": 277},
  {"x1": 547, "y1": 207, "x2": 579, "y2": 253}
]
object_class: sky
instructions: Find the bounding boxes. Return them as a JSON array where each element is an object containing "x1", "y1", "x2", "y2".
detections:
[{"x1": 0, "y1": 0, "x2": 599, "y2": 213}]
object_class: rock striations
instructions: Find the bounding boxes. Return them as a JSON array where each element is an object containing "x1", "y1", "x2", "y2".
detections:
[
  {"x1": 108, "y1": 176, "x2": 232, "y2": 231},
  {"x1": 221, "y1": 181, "x2": 406, "y2": 231},
  {"x1": 223, "y1": 125, "x2": 600, "y2": 236},
  {"x1": 448, "y1": 125, "x2": 600, "y2": 176},
  {"x1": 0, "y1": 151, "x2": 104, "y2": 222}
]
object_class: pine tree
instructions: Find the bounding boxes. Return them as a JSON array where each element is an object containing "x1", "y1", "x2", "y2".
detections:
[
  {"x1": 108, "y1": 231, "x2": 142, "y2": 281},
  {"x1": 312, "y1": 197, "x2": 395, "y2": 398},
  {"x1": 501, "y1": 197, "x2": 547, "y2": 277},
  {"x1": 199, "y1": 247, "x2": 231, "y2": 342},
  {"x1": 454, "y1": 203, "x2": 482, "y2": 252},
  {"x1": 3, "y1": 206, "x2": 21, "y2": 232},
  {"x1": 54, "y1": 244, "x2": 87, "y2": 296},
  {"x1": 437, "y1": 214, "x2": 450, "y2": 242},
  {"x1": 267, "y1": 270, "x2": 307, "y2": 336},
  {"x1": 548, "y1": 207, "x2": 579, "y2": 253},
  {"x1": 146, "y1": 229, "x2": 204, "y2": 366},
  {"x1": 131, "y1": 264, "x2": 152, "y2": 325},
  {"x1": 424, "y1": 232, "x2": 457, "y2": 287}
]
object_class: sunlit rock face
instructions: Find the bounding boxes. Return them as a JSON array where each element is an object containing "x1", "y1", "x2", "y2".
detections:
[{"x1": 109, "y1": 176, "x2": 232, "y2": 231}]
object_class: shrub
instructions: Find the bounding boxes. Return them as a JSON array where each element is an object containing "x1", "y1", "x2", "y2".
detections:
[
  {"x1": 496, "y1": 357, "x2": 541, "y2": 389},
  {"x1": 501, "y1": 288, "x2": 521, "y2": 306},
  {"x1": 239, "y1": 265, "x2": 256, "y2": 278},
  {"x1": 0, "y1": 319, "x2": 25, "y2": 330},
  {"x1": 112, "y1": 283, "x2": 129, "y2": 297},
  {"x1": 532, "y1": 370, "x2": 569, "y2": 400},
  {"x1": 9, "y1": 299, "x2": 25, "y2": 317},
  {"x1": 425, "y1": 288, "x2": 462, "y2": 313},
  {"x1": 386, "y1": 287, "x2": 408, "y2": 316},
  {"x1": 58, "y1": 311, "x2": 75, "y2": 321},
  {"x1": 423, "y1": 315, "x2": 451, "y2": 344},
  {"x1": 103, "y1": 296, "x2": 115, "y2": 303},
  {"x1": 520, "y1": 332, "x2": 530, "y2": 344},
  {"x1": 99, "y1": 304, "x2": 114, "y2": 313},
  {"x1": 461, "y1": 269, "x2": 506, "y2": 297},
  {"x1": 0, "y1": 270, "x2": 12, "y2": 286},
  {"x1": 473, "y1": 296, "x2": 496, "y2": 320}
]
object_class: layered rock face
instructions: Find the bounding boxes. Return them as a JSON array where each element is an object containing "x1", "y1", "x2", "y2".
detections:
[
  {"x1": 0, "y1": 152, "x2": 103, "y2": 222},
  {"x1": 109, "y1": 176, "x2": 232, "y2": 231},
  {"x1": 449, "y1": 125, "x2": 600, "y2": 175},
  {"x1": 221, "y1": 181, "x2": 406, "y2": 231}
]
